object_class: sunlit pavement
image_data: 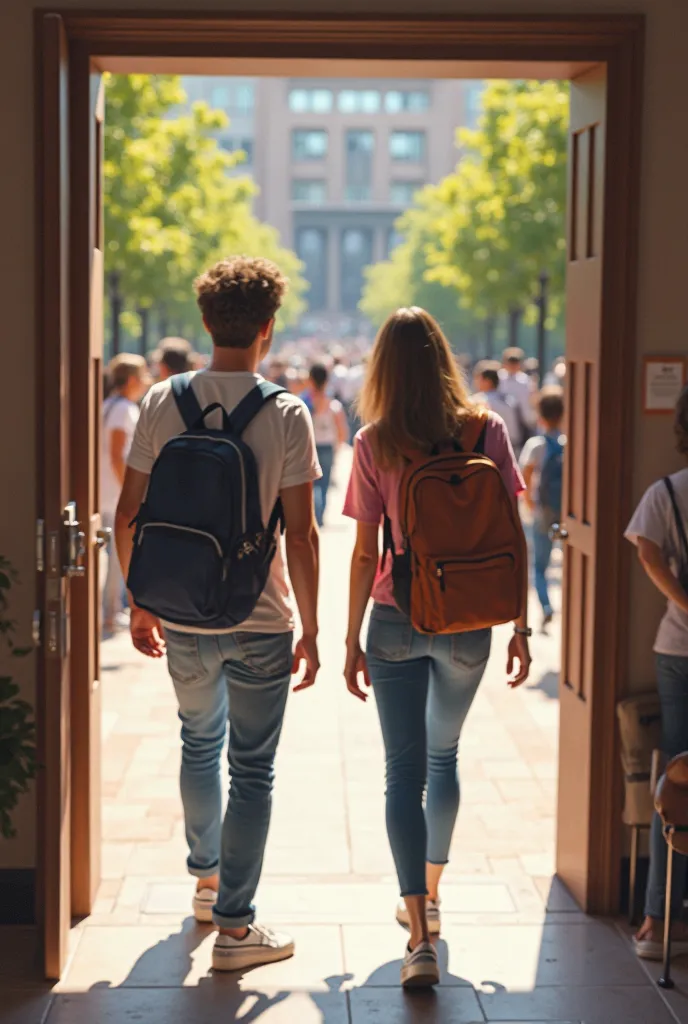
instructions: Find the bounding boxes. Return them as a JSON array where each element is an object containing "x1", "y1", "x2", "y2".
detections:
[{"x1": 3, "y1": 452, "x2": 686, "y2": 1022}]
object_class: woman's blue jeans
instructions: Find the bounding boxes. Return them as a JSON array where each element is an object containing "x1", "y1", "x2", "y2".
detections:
[
  {"x1": 645, "y1": 652, "x2": 688, "y2": 920},
  {"x1": 366, "y1": 603, "x2": 491, "y2": 896},
  {"x1": 314, "y1": 445, "x2": 334, "y2": 527}
]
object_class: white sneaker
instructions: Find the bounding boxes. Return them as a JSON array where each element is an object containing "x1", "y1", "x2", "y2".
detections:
[
  {"x1": 634, "y1": 935, "x2": 688, "y2": 961},
  {"x1": 192, "y1": 887, "x2": 216, "y2": 923},
  {"x1": 396, "y1": 898, "x2": 441, "y2": 934},
  {"x1": 212, "y1": 923, "x2": 295, "y2": 972},
  {"x1": 400, "y1": 940, "x2": 440, "y2": 988}
]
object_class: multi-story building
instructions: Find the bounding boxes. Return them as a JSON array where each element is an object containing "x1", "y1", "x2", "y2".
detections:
[{"x1": 181, "y1": 76, "x2": 482, "y2": 336}]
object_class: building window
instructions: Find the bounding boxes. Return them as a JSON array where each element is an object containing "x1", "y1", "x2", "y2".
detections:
[
  {"x1": 292, "y1": 179, "x2": 327, "y2": 203},
  {"x1": 297, "y1": 228, "x2": 328, "y2": 311},
  {"x1": 340, "y1": 228, "x2": 373, "y2": 311},
  {"x1": 338, "y1": 90, "x2": 381, "y2": 114},
  {"x1": 389, "y1": 130, "x2": 426, "y2": 162},
  {"x1": 386, "y1": 228, "x2": 405, "y2": 256},
  {"x1": 345, "y1": 130, "x2": 374, "y2": 202},
  {"x1": 384, "y1": 90, "x2": 430, "y2": 113},
  {"x1": 210, "y1": 84, "x2": 230, "y2": 110},
  {"x1": 289, "y1": 88, "x2": 334, "y2": 113},
  {"x1": 220, "y1": 137, "x2": 254, "y2": 166},
  {"x1": 292, "y1": 129, "x2": 328, "y2": 161},
  {"x1": 389, "y1": 181, "x2": 424, "y2": 205},
  {"x1": 235, "y1": 84, "x2": 255, "y2": 114}
]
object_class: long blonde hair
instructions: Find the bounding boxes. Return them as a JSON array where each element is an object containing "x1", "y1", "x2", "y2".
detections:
[{"x1": 358, "y1": 307, "x2": 473, "y2": 469}]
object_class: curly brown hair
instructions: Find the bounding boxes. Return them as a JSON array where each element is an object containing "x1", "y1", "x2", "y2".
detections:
[
  {"x1": 194, "y1": 256, "x2": 288, "y2": 349},
  {"x1": 675, "y1": 384, "x2": 688, "y2": 458}
]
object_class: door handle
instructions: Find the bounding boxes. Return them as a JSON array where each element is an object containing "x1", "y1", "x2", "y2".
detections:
[
  {"x1": 63, "y1": 501, "x2": 86, "y2": 578},
  {"x1": 549, "y1": 522, "x2": 569, "y2": 542},
  {"x1": 95, "y1": 527, "x2": 112, "y2": 550}
]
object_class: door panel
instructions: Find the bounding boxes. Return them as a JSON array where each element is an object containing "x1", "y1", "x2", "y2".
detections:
[
  {"x1": 556, "y1": 65, "x2": 606, "y2": 911},
  {"x1": 70, "y1": 58, "x2": 104, "y2": 918},
  {"x1": 38, "y1": 13, "x2": 72, "y2": 980}
]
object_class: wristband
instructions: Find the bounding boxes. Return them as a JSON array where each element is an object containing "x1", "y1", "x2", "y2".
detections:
[{"x1": 514, "y1": 627, "x2": 532, "y2": 638}]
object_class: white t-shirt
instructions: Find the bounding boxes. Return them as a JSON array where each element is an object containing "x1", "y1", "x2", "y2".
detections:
[
  {"x1": 478, "y1": 390, "x2": 521, "y2": 451},
  {"x1": 625, "y1": 468, "x2": 688, "y2": 656},
  {"x1": 101, "y1": 396, "x2": 140, "y2": 516},
  {"x1": 127, "y1": 371, "x2": 321, "y2": 635},
  {"x1": 498, "y1": 369, "x2": 536, "y2": 446}
]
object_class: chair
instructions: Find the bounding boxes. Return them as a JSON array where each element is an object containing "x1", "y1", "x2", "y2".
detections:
[
  {"x1": 617, "y1": 694, "x2": 662, "y2": 923},
  {"x1": 653, "y1": 751, "x2": 688, "y2": 989}
]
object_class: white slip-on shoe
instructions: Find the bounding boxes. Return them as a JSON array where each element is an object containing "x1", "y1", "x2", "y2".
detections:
[
  {"x1": 634, "y1": 935, "x2": 688, "y2": 961},
  {"x1": 192, "y1": 887, "x2": 216, "y2": 923},
  {"x1": 400, "y1": 940, "x2": 440, "y2": 989},
  {"x1": 396, "y1": 898, "x2": 441, "y2": 934},
  {"x1": 212, "y1": 924, "x2": 295, "y2": 972}
]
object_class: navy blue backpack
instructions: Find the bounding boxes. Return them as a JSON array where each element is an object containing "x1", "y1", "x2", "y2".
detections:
[
  {"x1": 538, "y1": 433, "x2": 565, "y2": 527},
  {"x1": 128, "y1": 373, "x2": 286, "y2": 630}
]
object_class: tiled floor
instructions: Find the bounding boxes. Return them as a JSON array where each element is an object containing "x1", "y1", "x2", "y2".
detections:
[{"x1": 4, "y1": 458, "x2": 685, "y2": 1022}]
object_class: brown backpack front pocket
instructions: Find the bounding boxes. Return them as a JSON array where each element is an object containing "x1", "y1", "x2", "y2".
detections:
[{"x1": 415, "y1": 553, "x2": 520, "y2": 634}]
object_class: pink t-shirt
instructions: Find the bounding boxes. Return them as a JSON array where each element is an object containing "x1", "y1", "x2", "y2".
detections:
[{"x1": 343, "y1": 411, "x2": 526, "y2": 607}]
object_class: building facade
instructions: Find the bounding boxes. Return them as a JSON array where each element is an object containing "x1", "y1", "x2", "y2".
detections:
[{"x1": 181, "y1": 76, "x2": 481, "y2": 336}]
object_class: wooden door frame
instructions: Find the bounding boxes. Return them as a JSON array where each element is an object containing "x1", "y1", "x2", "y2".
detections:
[{"x1": 35, "y1": 10, "x2": 644, "y2": 921}]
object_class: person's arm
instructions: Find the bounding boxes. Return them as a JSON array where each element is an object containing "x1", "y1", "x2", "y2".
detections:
[
  {"x1": 344, "y1": 522, "x2": 378, "y2": 701},
  {"x1": 281, "y1": 481, "x2": 320, "y2": 692},
  {"x1": 115, "y1": 467, "x2": 166, "y2": 658},
  {"x1": 335, "y1": 404, "x2": 349, "y2": 447},
  {"x1": 508, "y1": 496, "x2": 532, "y2": 688},
  {"x1": 521, "y1": 462, "x2": 536, "y2": 512},
  {"x1": 109, "y1": 428, "x2": 128, "y2": 486},
  {"x1": 637, "y1": 536, "x2": 688, "y2": 615}
]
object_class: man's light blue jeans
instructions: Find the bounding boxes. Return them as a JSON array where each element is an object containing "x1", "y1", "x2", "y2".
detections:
[
  {"x1": 366, "y1": 603, "x2": 491, "y2": 896},
  {"x1": 533, "y1": 518, "x2": 554, "y2": 619},
  {"x1": 164, "y1": 628, "x2": 293, "y2": 929},
  {"x1": 645, "y1": 652, "x2": 688, "y2": 921}
]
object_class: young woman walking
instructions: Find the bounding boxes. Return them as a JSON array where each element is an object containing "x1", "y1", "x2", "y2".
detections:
[
  {"x1": 305, "y1": 363, "x2": 349, "y2": 527},
  {"x1": 343, "y1": 308, "x2": 531, "y2": 988}
]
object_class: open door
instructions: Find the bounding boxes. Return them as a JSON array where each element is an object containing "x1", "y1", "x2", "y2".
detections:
[
  {"x1": 556, "y1": 65, "x2": 609, "y2": 912},
  {"x1": 69, "y1": 57, "x2": 106, "y2": 918},
  {"x1": 37, "y1": 13, "x2": 73, "y2": 980}
]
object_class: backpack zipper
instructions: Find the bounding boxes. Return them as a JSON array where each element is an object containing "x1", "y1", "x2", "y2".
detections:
[
  {"x1": 165, "y1": 436, "x2": 247, "y2": 533},
  {"x1": 436, "y1": 553, "x2": 515, "y2": 592},
  {"x1": 138, "y1": 522, "x2": 227, "y2": 580}
]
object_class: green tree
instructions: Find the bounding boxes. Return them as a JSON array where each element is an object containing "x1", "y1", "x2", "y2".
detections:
[
  {"x1": 425, "y1": 80, "x2": 569, "y2": 325},
  {"x1": 104, "y1": 74, "x2": 306, "y2": 344},
  {"x1": 360, "y1": 189, "x2": 481, "y2": 353}
]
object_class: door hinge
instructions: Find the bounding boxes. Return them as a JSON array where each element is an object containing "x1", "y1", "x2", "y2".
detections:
[{"x1": 36, "y1": 518, "x2": 45, "y2": 573}]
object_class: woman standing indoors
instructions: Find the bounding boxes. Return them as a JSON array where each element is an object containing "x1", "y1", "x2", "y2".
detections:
[
  {"x1": 626, "y1": 386, "x2": 688, "y2": 961},
  {"x1": 343, "y1": 308, "x2": 531, "y2": 988}
]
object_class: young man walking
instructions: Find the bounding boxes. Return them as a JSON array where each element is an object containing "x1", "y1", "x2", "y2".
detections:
[{"x1": 115, "y1": 257, "x2": 321, "y2": 971}]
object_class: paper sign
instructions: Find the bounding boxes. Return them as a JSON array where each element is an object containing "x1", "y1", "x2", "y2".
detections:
[{"x1": 644, "y1": 358, "x2": 686, "y2": 414}]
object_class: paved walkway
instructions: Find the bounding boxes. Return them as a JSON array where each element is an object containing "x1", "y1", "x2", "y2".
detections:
[{"x1": 3, "y1": 456, "x2": 687, "y2": 1022}]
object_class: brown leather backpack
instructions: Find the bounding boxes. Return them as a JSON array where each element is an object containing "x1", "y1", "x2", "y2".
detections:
[{"x1": 383, "y1": 410, "x2": 526, "y2": 634}]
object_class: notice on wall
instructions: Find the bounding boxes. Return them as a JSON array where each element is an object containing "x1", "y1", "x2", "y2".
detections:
[{"x1": 644, "y1": 358, "x2": 686, "y2": 414}]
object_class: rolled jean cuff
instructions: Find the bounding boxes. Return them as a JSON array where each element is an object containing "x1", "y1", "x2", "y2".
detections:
[
  {"x1": 187, "y1": 859, "x2": 219, "y2": 880},
  {"x1": 400, "y1": 888, "x2": 428, "y2": 898},
  {"x1": 427, "y1": 858, "x2": 449, "y2": 867},
  {"x1": 212, "y1": 906, "x2": 256, "y2": 929}
]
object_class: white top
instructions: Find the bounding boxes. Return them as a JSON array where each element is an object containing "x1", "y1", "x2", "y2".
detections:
[
  {"x1": 127, "y1": 371, "x2": 321, "y2": 635},
  {"x1": 498, "y1": 369, "x2": 536, "y2": 447},
  {"x1": 479, "y1": 390, "x2": 521, "y2": 451},
  {"x1": 101, "y1": 395, "x2": 140, "y2": 516},
  {"x1": 312, "y1": 399, "x2": 343, "y2": 446},
  {"x1": 625, "y1": 467, "x2": 688, "y2": 656}
]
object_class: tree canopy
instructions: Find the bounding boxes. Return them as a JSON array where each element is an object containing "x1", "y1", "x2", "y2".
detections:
[
  {"x1": 104, "y1": 74, "x2": 306, "y2": 343},
  {"x1": 360, "y1": 80, "x2": 568, "y2": 340}
]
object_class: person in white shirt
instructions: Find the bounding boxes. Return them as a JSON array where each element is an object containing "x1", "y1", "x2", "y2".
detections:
[
  {"x1": 625, "y1": 386, "x2": 688, "y2": 962},
  {"x1": 473, "y1": 361, "x2": 521, "y2": 452},
  {"x1": 101, "y1": 354, "x2": 150, "y2": 634},
  {"x1": 499, "y1": 347, "x2": 537, "y2": 452}
]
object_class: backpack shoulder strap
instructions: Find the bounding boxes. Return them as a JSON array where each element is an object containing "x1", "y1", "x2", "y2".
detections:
[
  {"x1": 460, "y1": 409, "x2": 489, "y2": 454},
  {"x1": 171, "y1": 372, "x2": 204, "y2": 429},
  {"x1": 664, "y1": 477, "x2": 688, "y2": 566},
  {"x1": 228, "y1": 381, "x2": 286, "y2": 436}
]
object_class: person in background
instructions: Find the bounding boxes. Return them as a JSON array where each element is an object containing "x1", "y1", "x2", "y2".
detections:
[
  {"x1": 153, "y1": 337, "x2": 195, "y2": 380},
  {"x1": 473, "y1": 361, "x2": 521, "y2": 453},
  {"x1": 101, "y1": 353, "x2": 151, "y2": 635},
  {"x1": 523, "y1": 357, "x2": 540, "y2": 382},
  {"x1": 544, "y1": 356, "x2": 567, "y2": 389},
  {"x1": 499, "y1": 347, "x2": 536, "y2": 452},
  {"x1": 267, "y1": 358, "x2": 289, "y2": 390},
  {"x1": 625, "y1": 386, "x2": 688, "y2": 962},
  {"x1": 520, "y1": 388, "x2": 566, "y2": 631},
  {"x1": 304, "y1": 363, "x2": 349, "y2": 527}
]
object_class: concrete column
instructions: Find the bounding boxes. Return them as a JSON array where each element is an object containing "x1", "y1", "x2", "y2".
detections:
[{"x1": 327, "y1": 226, "x2": 340, "y2": 314}]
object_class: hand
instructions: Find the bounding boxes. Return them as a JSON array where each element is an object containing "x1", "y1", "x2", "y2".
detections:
[
  {"x1": 292, "y1": 634, "x2": 320, "y2": 692},
  {"x1": 345, "y1": 643, "x2": 371, "y2": 702},
  {"x1": 130, "y1": 606, "x2": 165, "y2": 659},
  {"x1": 507, "y1": 632, "x2": 531, "y2": 688}
]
